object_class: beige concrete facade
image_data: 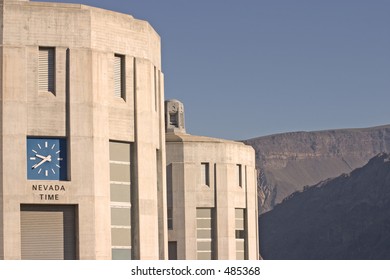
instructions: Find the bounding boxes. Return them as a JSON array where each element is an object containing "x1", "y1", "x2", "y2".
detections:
[
  {"x1": 0, "y1": 0, "x2": 259, "y2": 261},
  {"x1": 165, "y1": 100, "x2": 259, "y2": 260},
  {"x1": 0, "y1": 0, "x2": 166, "y2": 259}
]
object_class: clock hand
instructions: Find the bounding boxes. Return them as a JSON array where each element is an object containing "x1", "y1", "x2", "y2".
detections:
[
  {"x1": 36, "y1": 154, "x2": 52, "y2": 161},
  {"x1": 32, "y1": 155, "x2": 52, "y2": 169}
]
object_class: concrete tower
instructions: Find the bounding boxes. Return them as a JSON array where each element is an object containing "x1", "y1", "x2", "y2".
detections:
[
  {"x1": 165, "y1": 99, "x2": 259, "y2": 260},
  {"x1": 0, "y1": 0, "x2": 167, "y2": 260}
]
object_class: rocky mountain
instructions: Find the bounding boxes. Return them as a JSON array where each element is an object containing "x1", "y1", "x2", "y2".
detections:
[
  {"x1": 259, "y1": 153, "x2": 390, "y2": 260},
  {"x1": 243, "y1": 125, "x2": 390, "y2": 213}
]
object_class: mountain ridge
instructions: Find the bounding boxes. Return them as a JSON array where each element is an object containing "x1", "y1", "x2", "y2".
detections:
[
  {"x1": 245, "y1": 124, "x2": 390, "y2": 141},
  {"x1": 243, "y1": 124, "x2": 390, "y2": 213},
  {"x1": 259, "y1": 153, "x2": 390, "y2": 260}
]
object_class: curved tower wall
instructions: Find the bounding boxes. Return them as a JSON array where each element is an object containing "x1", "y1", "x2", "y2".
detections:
[
  {"x1": 0, "y1": 0, "x2": 166, "y2": 260},
  {"x1": 165, "y1": 100, "x2": 259, "y2": 260}
]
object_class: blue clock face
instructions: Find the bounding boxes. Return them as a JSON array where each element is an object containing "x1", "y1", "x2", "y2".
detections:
[{"x1": 27, "y1": 138, "x2": 67, "y2": 180}]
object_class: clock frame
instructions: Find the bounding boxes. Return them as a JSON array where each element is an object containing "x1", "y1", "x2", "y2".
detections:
[{"x1": 27, "y1": 137, "x2": 68, "y2": 180}]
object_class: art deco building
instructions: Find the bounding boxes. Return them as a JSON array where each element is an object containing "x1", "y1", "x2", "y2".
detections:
[
  {"x1": 165, "y1": 99, "x2": 259, "y2": 260},
  {"x1": 0, "y1": 0, "x2": 166, "y2": 259},
  {"x1": 0, "y1": 0, "x2": 259, "y2": 260}
]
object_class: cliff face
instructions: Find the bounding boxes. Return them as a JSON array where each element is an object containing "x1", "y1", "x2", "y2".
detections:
[
  {"x1": 259, "y1": 153, "x2": 390, "y2": 260},
  {"x1": 243, "y1": 125, "x2": 390, "y2": 213}
]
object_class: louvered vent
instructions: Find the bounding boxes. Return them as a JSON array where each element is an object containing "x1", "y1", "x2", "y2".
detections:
[
  {"x1": 21, "y1": 205, "x2": 77, "y2": 260},
  {"x1": 114, "y1": 54, "x2": 125, "y2": 98},
  {"x1": 38, "y1": 47, "x2": 55, "y2": 93}
]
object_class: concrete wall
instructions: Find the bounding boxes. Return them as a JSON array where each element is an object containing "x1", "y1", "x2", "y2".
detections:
[
  {"x1": 166, "y1": 134, "x2": 259, "y2": 260},
  {"x1": 0, "y1": 0, "x2": 166, "y2": 259}
]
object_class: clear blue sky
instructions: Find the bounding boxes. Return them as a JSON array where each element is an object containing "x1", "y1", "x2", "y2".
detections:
[{"x1": 36, "y1": 0, "x2": 390, "y2": 140}]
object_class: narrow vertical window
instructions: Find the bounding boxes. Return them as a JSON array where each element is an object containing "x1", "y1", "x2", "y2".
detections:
[
  {"x1": 167, "y1": 208, "x2": 173, "y2": 230},
  {"x1": 201, "y1": 163, "x2": 210, "y2": 187},
  {"x1": 109, "y1": 141, "x2": 131, "y2": 260},
  {"x1": 237, "y1": 164, "x2": 242, "y2": 187},
  {"x1": 114, "y1": 54, "x2": 125, "y2": 99},
  {"x1": 235, "y1": 208, "x2": 246, "y2": 260},
  {"x1": 39, "y1": 47, "x2": 55, "y2": 93},
  {"x1": 196, "y1": 208, "x2": 215, "y2": 260},
  {"x1": 166, "y1": 165, "x2": 173, "y2": 230},
  {"x1": 168, "y1": 241, "x2": 177, "y2": 260}
]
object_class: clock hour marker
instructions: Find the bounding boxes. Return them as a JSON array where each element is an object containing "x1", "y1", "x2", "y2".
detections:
[
  {"x1": 37, "y1": 144, "x2": 41, "y2": 149},
  {"x1": 45, "y1": 170, "x2": 48, "y2": 177},
  {"x1": 32, "y1": 149, "x2": 37, "y2": 154},
  {"x1": 52, "y1": 169, "x2": 56, "y2": 174},
  {"x1": 58, "y1": 158, "x2": 63, "y2": 161},
  {"x1": 56, "y1": 150, "x2": 61, "y2": 154},
  {"x1": 30, "y1": 157, "x2": 36, "y2": 160},
  {"x1": 51, "y1": 144, "x2": 56, "y2": 150},
  {"x1": 45, "y1": 141, "x2": 48, "y2": 148},
  {"x1": 38, "y1": 168, "x2": 42, "y2": 174},
  {"x1": 56, "y1": 164, "x2": 61, "y2": 168}
]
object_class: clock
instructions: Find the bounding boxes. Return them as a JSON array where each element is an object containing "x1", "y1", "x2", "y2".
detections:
[{"x1": 27, "y1": 138, "x2": 67, "y2": 180}]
